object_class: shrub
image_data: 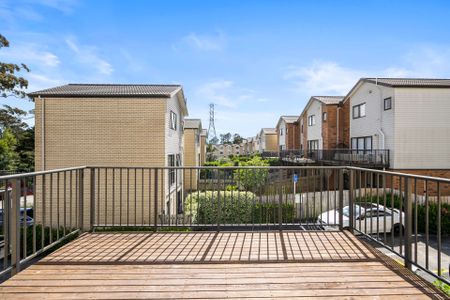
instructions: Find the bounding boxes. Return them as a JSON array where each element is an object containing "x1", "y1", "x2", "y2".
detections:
[
  {"x1": 233, "y1": 156, "x2": 269, "y2": 191},
  {"x1": 184, "y1": 191, "x2": 296, "y2": 224}
]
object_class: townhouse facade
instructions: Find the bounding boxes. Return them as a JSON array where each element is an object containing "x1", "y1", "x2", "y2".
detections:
[
  {"x1": 258, "y1": 128, "x2": 278, "y2": 153},
  {"x1": 183, "y1": 119, "x2": 202, "y2": 190},
  {"x1": 299, "y1": 96, "x2": 344, "y2": 153},
  {"x1": 212, "y1": 143, "x2": 242, "y2": 159},
  {"x1": 343, "y1": 78, "x2": 450, "y2": 177},
  {"x1": 276, "y1": 116, "x2": 300, "y2": 151},
  {"x1": 30, "y1": 84, "x2": 188, "y2": 226},
  {"x1": 200, "y1": 129, "x2": 207, "y2": 166}
]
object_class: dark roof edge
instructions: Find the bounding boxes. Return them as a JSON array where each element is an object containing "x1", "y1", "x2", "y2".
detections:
[{"x1": 27, "y1": 93, "x2": 173, "y2": 98}]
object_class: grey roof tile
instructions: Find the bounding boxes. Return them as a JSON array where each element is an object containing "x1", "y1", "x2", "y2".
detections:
[{"x1": 363, "y1": 78, "x2": 450, "y2": 87}]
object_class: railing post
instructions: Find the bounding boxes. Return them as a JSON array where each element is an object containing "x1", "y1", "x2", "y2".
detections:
[
  {"x1": 78, "y1": 169, "x2": 84, "y2": 231},
  {"x1": 404, "y1": 177, "x2": 413, "y2": 270},
  {"x1": 154, "y1": 168, "x2": 158, "y2": 230},
  {"x1": 338, "y1": 168, "x2": 344, "y2": 231},
  {"x1": 90, "y1": 168, "x2": 96, "y2": 231},
  {"x1": 11, "y1": 179, "x2": 21, "y2": 275},
  {"x1": 348, "y1": 169, "x2": 354, "y2": 233},
  {"x1": 278, "y1": 169, "x2": 283, "y2": 229}
]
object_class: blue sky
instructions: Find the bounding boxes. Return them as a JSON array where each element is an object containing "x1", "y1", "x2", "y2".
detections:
[{"x1": 2, "y1": 0, "x2": 450, "y2": 137}]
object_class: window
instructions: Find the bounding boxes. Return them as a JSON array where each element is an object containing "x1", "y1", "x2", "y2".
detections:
[
  {"x1": 280, "y1": 128, "x2": 283, "y2": 136},
  {"x1": 308, "y1": 115, "x2": 316, "y2": 126},
  {"x1": 352, "y1": 103, "x2": 366, "y2": 119},
  {"x1": 168, "y1": 154, "x2": 175, "y2": 187},
  {"x1": 307, "y1": 140, "x2": 319, "y2": 151},
  {"x1": 384, "y1": 97, "x2": 392, "y2": 110},
  {"x1": 170, "y1": 111, "x2": 177, "y2": 130},
  {"x1": 351, "y1": 136, "x2": 372, "y2": 153},
  {"x1": 322, "y1": 112, "x2": 327, "y2": 121}
]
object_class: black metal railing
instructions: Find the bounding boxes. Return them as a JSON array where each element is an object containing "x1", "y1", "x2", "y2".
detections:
[
  {"x1": 280, "y1": 149, "x2": 390, "y2": 168},
  {"x1": 0, "y1": 165, "x2": 448, "y2": 285}
]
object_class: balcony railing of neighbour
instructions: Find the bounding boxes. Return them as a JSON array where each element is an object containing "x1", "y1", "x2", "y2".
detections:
[
  {"x1": 280, "y1": 149, "x2": 390, "y2": 168},
  {"x1": 0, "y1": 165, "x2": 448, "y2": 285},
  {"x1": 260, "y1": 151, "x2": 279, "y2": 158}
]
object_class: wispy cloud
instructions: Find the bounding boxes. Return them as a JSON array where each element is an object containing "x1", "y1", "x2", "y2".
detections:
[
  {"x1": 24, "y1": 0, "x2": 79, "y2": 14},
  {"x1": 284, "y1": 45, "x2": 450, "y2": 96},
  {"x1": 175, "y1": 32, "x2": 226, "y2": 51},
  {"x1": 65, "y1": 36, "x2": 113, "y2": 76},
  {"x1": 0, "y1": 43, "x2": 60, "y2": 67}
]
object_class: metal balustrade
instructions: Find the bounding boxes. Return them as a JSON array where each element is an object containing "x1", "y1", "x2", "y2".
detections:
[{"x1": 0, "y1": 165, "x2": 448, "y2": 285}]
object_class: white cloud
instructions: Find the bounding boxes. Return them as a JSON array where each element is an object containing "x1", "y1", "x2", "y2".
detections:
[
  {"x1": 176, "y1": 32, "x2": 226, "y2": 51},
  {"x1": 65, "y1": 36, "x2": 113, "y2": 76},
  {"x1": 284, "y1": 46, "x2": 450, "y2": 96},
  {"x1": 0, "y1": 43, "x2": 60, "y2": 67}
]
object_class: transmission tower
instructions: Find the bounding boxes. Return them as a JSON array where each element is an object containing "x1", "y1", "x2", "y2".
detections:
[{"x1": 207, "y1": 103, "x2": 217, "y2": 142}]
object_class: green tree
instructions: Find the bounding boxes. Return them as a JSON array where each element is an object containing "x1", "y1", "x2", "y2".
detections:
[
  {"x1": 0, "y1": 105, "x2": 28, "y2": 135},
  {"x1": 233, "y1": 156, "x2": 269, "y2": 191},
  {"x1": 16, "y1": 127, "x2": 34, "y2": 171},
  {"x1": 219, "y1": 132, "x2": 232, "y2": 144},
  {"x1": 0, "y1": 128, "x2": 20, "y2": 170},
  {"x1": 0, "y1": 34, "x2": 30, "y2": 98},
  {"x1": 232, "y1": 133, "x2": 243, "y2": 144}
]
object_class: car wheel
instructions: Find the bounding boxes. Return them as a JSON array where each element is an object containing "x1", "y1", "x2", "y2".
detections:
[{"x1": 392, "y1": 224, "x2": 404, "y2": 236}]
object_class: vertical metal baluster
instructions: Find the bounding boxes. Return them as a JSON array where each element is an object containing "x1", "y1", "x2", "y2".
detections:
[
  {"x1": 359, "y1": 170, "x2": 362, "y2": 232},
  {"x1": 78, "y1": 169, "x2": 84, "y2": 231},
  {"x1": 112, "y1": 168, "x2": 115, "y2": 227},
  {"x1": 32, "y1": 176, "x2": 36, "y2": 254},
  {"x1": 278, "y1": 169, "x2": 282, "y2": 230},
  {"x1": 414, "y1": 178, "x2": 418, "y2": 265},
  {"x1": 97, "y1": 169, "x2": 100, "y2": 229},
  {"x1": 153, "y1": 168, "x2": 158, "y2": 230},
  {"x1": 437, "y1": 182, "x2": 442, "y2": 277},
  {"x1": 338, "y1": 169, "x2": 343, "y2": 230},
  {"x1": 127, "y1": 168, "x2": 130, "y2": 227},
  {"x1": 189, "y1": 168, "x2": 193, "y2": 227},
  {"x1": 11, "y1": 178, "x2": 20, "y2": 274},
  {"x1": 134, "y1": 168, "x2": 137, "y2": 226},
  {"x1": 141, "y1": 168, "x2": 144, "y2": 227},
  {"x1": 63, "y1": 172, "x2": 66, "y2": 236},
  {"x1": 404, "y1": 177, "x2": 412, "y2": 270},
  {"x1": 175, "y1": 166, "x2": 178, "y2": 227},
  {"x1": 391, "y1": 175, "x2": 394, "y2": 250},
  {"x1": 148, "y1": 169, "x2": 151, "y2": 226},
  {"x1": 105, "y1": 168, "x2": 108, "y2": 227},
  {"x1": 4, "y1": 179, "x2": 10, "y2": 269},
  {"x1": 69, "y1": 171, "x2": 73, "y2": 231},
  {"x1": 376, "y1": 173, "x2": 379, "y2": 240},
  {"x1": 383, "y1": 174, "x2": 387, "y2": 244},
  {"x1": 399, "y1": 176, "x2": 403, "y2": 255},
  {"x1": 120, "y1": 168, "x2": 122, "y2": 227},
  {"x1": 425, "y1": 180, "x2": 429, "y2": 270},
  {"x1": 22, "y1": 178, "x2": 27, "y2": 260},
  {"x1": 41, "y1": 176, "x2": 45, "y2": 249},
  {"x1": 319, "y1": 168, "x2": 323, "y2": 229},
  {"x1": 369, "y1": 172, "x2": 373, "y2": 236},
  {"x1": 49, "y1": 173, "x2": 53, "y2": 244},
  {"x1": 90, "y1": 168, "x2": 96, "y2": 231},
  {"x1": 56, "y1": 172, "x2": 60, "y2": 240}
]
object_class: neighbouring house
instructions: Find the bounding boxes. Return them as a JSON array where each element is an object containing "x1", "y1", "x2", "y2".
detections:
[
  {"x1": 343, "y1": 78, "x2": 450, "y2": 192},
  {"x1": 30, "y1": 83, "x2": 189, "y2": 227},
  {"x1": 247, "y1": 137, "x2": 254, "y2": 154},
  {"x1": 276, "y1": 116, "x2": 300, "y2": 151},
  {"x1": 213, "y1": 143, "x2": 242, "y2": 159},
  {"x1": 258, "y1": 128, "x2": 278, "y2": 153},
  {"x1": 183, "y1": 119, "x2": 202, "y2": 190},
  {"x1": 299, "y1": 96, "x2": 344, "y2": 153},
  {"x1": 239, "y1": 138, "x2": 248, "y2": 155},
  {"x1": 200, "y1": 129, "x2": 208, "y2": 166}
]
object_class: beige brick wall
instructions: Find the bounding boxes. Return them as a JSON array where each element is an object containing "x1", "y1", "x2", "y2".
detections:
[
  {"x1": 34, "y1": 97, "x2": 170, "y2": 229},
  {"x1": 183, "y1": 128, "x2": 199, "y2": 190},
  {"x1": 264, "y1": 134, "x2": 278, "y2": 152}
]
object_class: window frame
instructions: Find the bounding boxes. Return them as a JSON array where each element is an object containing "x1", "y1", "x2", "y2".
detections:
[
  {"x1": 308, "y1": 115, "x2": 316, "y2": 126},
  {"x1": 384, "y1": 97, "x2": 392, "y2": 111},
  {"x1": 169, "y1": 111, "x2": 177, "y2": 130},
  {"x1": 168, "y1": 154, "x2": 176, "y2": 187},
  {"x1": 322, "y1": 112, "x2": 327, "y2": 122},
  {"x1": 352, "y1": 103, "x2": 366, "y2": 119}
]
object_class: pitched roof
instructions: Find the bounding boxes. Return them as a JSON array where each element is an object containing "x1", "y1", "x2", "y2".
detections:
[
  {"x1": 311, "y1": 96, "x2": 343, "y2": 104},
  {"x1": 28, "y1": 84, "x2": 182, "y2": 98},
  {"x1": 184, "y1": 118, "x2": 202, "y2": 129},
  {"x1": 362, "y1": 78, "x2": 450, "y2": 88},
  {"x1": 280, "y1": 116, "x2": 299, "y2": 123},
  {"x1": 200, "y1": 129, "x2": 208, "y2": 136},
  {"x1": 261, "y1": 128, "x2": 277, "y2": 134}
]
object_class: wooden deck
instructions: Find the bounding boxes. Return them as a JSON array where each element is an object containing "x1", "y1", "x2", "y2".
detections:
[{"x1": 0, "y1": 231, "x2": 445, "y2": 299}]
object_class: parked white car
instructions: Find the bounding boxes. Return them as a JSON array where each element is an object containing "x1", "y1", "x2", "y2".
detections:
[{"x1": 317, "y1": 202, "x2": 405, "y2": 234}]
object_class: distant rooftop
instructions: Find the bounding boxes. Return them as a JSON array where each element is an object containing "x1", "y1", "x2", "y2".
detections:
[
  {"x1": 280, "y1": 116, "x2": 299, "y2": 123},
  {"x1": 28, "y1": 84, "x2": 183, "y2": 98},
  {"x1": 261, "y1": 128, "x2": 277, "y2": 134},
  {"x1": 311, "y1": 96, "x2": 344, "y2": 104},
  {"x1": 184, "y1": 118, "x2": 202, "y2": 129},
  {"x1": 363, "y1": 78, "x2": 450, "y2": 88}
]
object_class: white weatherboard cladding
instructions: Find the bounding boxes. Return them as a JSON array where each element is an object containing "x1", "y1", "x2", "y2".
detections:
[
  {"x1": 278, "y1": 120, "x2": 286, "y2": 149},
  {"x1": 165, "y1": 94, "x2": 184, "y2": 162},
  {"x1": 349, "y1": 82, "x2": 395, "y2": 166},
  {"x1": 306, "y1": 100, "x2": 323, "y2": 149},
  {"x1": 393, "y1": 88, "x2": 450, "y2": 169}
]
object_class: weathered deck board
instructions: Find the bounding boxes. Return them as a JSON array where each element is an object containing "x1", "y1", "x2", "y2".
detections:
[{"x1": 0, "y1": 231, "x2": 444, "y2": 299}]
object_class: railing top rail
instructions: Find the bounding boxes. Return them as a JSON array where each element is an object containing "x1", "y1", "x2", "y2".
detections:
[
  {"x1": 347, "y1": 166, "x2": 450, "y2": 183},
  {"x1": 86, "y1": 165, "x2": 344, "y2": 170},
  {"x1": 0, "y1": 166, "x2": 87, "y2": 180}
]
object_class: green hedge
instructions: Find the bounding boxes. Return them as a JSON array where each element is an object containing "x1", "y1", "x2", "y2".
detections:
[
  {"x1": 356, "y1": 194, "x2": 450, "y2": 235},
  {"x1": 184, "y1": 191, "x2": 295, "y2": 224}
]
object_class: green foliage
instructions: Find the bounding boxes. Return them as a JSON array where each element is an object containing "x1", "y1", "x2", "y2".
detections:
[
  {"x1": 0, "y1": 128, "x2": 20, "y2": 170},
  {"x1": 185, "y1": 191, "x2": 296, "y2": 224},
  {"x1": 356, "y1": 193, "x2": 450, "y2": 235},
  {"x1": 434, "y1": 280, "x2": 450, "y2": 296},
  {"x1": 233, "y1": 156, "x2": 269, "y2": 191},
  {"x1": 0, "y1": 34, "x2": 30, "y2": 98}
]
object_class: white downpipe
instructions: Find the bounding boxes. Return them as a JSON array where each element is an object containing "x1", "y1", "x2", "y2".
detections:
[{"x1": 378, "y1": 128, "x2": 385, "y2": 149}]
